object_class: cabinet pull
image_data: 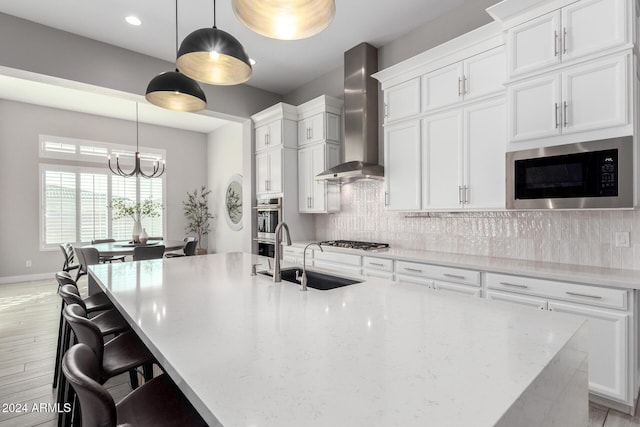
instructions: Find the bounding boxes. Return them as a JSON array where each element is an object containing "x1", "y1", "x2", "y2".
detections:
[
  {"x1": 384, "y1": 191, "x2": 389, "y2": 206},
  {"x1": 565, "y1": 291, "x2": 602, "y2": 300},
  {"x1": 405, "y1": 267, "x2": 423, "y2": 273},
  {"x1": 463, "y1": 185, "x2": 469, "y2": 204},
  {"x1": 499, "y1": 281, "x2": 528, "y2": 289},
  {"x1": 463, "y1": 75, "x2": 468, "y2": 95},
  {"x1": 563, "y1": 27, "x2": 567, "y2": 54},
  {"x1": 458, "y1": 185, "x2": 464, "y2": 204},
  {"x1": 563, "y1": 101, "x2": 568, "y2": 127},
  {"x1": 384, "y1": 103, "x2": 388, "y2": 118},
  {"x1": 370, "y1": 262, "x2": 385, "y2": 267},
  {"x1": 554, "y1": 31, "x2": 559, "y2": 56},
  {"x1": 444, "y1": 273, "x2": 465, "y2": 280},
  {"x1": 309, "y1": 127, "x2": 313, "y2": 139},
  {"x1": 554, "y1": 103, "x2": 559, "y2": 128},
  {"x1": 457, "y1": 77, "x2": 462, "y2": 96},
  {"x1": 266, "y1": 133, "x2": 270, "y2": 145}
]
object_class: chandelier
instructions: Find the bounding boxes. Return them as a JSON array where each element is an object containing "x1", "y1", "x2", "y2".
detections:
[{"x1": 107, "y1": 103, "x2": 165, "y2": 179}]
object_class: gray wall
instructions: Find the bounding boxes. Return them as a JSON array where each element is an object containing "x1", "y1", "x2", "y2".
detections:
[
  {"x1": 0, "y1": 13, "x2": 281, "y2": 119},
  {"x1": 0, "y1": 100, "x2": 208, "y2": 279},
  {"x1": 282, "y1": 0, "x2": 500, "y2": 106}
]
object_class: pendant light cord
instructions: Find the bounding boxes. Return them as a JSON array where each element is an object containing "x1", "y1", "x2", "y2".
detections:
[
  {"x1": 213, "y1": 0, "x2": 217, "y2": 28},
  {"x1": 175, "y1": 0, "x2": 178, "y2": 55},
  {"x1": 136, "y1": 103, "x2": 139, "y2": 151}
]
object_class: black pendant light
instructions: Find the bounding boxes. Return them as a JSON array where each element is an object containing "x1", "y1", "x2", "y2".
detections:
[
  {"x1": 176, "y1": 0, "x2": 252, "y2": 86},
  {"x1": 108, "y1": 103, "x2": 165, "y2": 179},
  {"x1": 145, "y1": 0, "x2": 207, "y2": 112},
  {"x1": 232, "y1": 0, "x2": 335, "y2": 40}
]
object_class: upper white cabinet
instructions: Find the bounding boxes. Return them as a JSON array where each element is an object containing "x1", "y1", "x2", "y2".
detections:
[
  {"x1": 255, "y1": 120, "x2": 283, "y2": 152},
  {"x1": 298, "y1": 112, "x2": 341, "y2": 146},
  {"x1": 507, "y1": 0, "x2": 630, "y2": 78},
  {"x1": 508, "y1": 52, "x2": 630, "y2": 144},
  {"x1": 422, "y1": 46, "x2": 506, "y2": 111},
  {"x1": 384, "y1": 78, "x2": 421, "y2": 123},
  {"x1": 384, "y1": 120, "x2": 422, "y2": 211},
  {"x1": 252, "y1": 103, "x2": 298, "y2": 197},
  {"x1": 296, "y1": 95, "x2": 343, "y2": 213}
]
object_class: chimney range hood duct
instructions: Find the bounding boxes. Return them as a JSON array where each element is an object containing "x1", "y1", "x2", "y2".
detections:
[{"x1": 315, "y1": 42, "x2": 383, "y2": 182}]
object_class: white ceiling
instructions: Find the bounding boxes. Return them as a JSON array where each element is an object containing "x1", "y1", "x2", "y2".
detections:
[
  {"x1": 0, "y1": 0, "x2": 470, "y2": 132},
  {"x1": 0, "y1": 0, "x2": 466, "y2": 95}
]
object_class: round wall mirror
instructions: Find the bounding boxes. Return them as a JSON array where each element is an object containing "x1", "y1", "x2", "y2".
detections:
[{"x1": 224, "y1": 174, "x2": 243, "y2": 231}]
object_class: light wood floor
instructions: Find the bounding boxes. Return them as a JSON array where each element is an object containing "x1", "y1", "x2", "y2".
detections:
[{"x1": 0, "y1": 277, "x2": 639, "y2": 426}]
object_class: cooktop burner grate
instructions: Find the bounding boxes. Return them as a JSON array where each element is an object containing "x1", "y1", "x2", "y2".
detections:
[{"x1": 318, "y1": 240, "x2": 390, "y2": 251}]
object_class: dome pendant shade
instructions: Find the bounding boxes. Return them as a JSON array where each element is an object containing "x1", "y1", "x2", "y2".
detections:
[
  {"x1": 232, "y1": 0, "x2": 335, "y2": 40},
  {"x1": 177, "y1": 27, "x2": 252, "y2": 85},
  {"x1": 145, "y1": 70, "x2": 207, "y2": 112}
]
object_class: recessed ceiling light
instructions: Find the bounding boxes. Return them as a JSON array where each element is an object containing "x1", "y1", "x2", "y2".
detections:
[
  {"x1": 126, "y1": 16, "x2": 142, "y2": 26},
  {"x1": 249, "y1": 58, "x2": 257, "y2": 65}
]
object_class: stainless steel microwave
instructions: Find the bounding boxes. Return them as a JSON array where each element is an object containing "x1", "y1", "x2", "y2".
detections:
[{"x1": 506, "y1": 137, "x2": 633, "y2": 209}]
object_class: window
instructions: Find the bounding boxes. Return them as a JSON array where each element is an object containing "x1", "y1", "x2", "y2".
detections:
[{"x1": 39, "y1": 135, "x2": 165, "y2": 249}]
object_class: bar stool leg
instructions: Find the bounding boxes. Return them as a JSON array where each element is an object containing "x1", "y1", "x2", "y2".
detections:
[
  {"x1": 52, "y1": 304, "x2": 64, "y2": 389},
  {"x1": 129, "y1": 369, "x2": 139, "y2": 389}
]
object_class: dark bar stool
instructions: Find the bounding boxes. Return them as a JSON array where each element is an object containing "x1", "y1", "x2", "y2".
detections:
[
  {"x1": 133, "y1": 245, "x2": 165, "y2": 260},
  {"x1": 165, "y1": 238, "x2": 197, "y2": 258},
  {"x1": 59, "y1": 304, "x2": 156, "y2": 427},
  {"x1": 62, "y1": 344, "x2": 207, "y2": 427},
  {"x1": 91, "y1": 239, "x2": 126, "y2": 263},
  {"x1": 53, "y1": 272, "x2": 115, "y2": 390}
]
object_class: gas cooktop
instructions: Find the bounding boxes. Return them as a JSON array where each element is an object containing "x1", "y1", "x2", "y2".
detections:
[{"x1": 318, "y1": 240, "x2": 390, "y2": 251}]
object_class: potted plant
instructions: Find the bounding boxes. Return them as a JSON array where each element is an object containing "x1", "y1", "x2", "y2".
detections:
[
  {"x1": 183, "y1": 186, "x2": 214, "y2": 255},
  {"x1": 109, "y1": 198, "x2": 162, "y2": 243}
]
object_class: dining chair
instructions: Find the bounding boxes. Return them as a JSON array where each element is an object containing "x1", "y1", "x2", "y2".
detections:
[
  {"x1": 62, "y1": 343, "x2": 207, "y2": 427},
  {"x1": 91, "y1": 239, "x2": 126, "y2": 263},
  {"x1": 59, "y1": 243, "x2": 80, "y2": 277},
  {"x1": 165, "y1": 239, "x2": 197, "y2": 258},
  {"x1": 133, "y1": 245, "x2": 165, "y2": 261},
  {"x1": 74, "y1": 247, "x2": 101, "y2": 280}
]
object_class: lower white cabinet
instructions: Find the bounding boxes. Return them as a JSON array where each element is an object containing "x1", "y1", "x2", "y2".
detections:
[
  {"x1": 548, "y1": 300, "x2": 629, "y2": 403},
  {"x1": 396, "y1": 261, "x2": 481, "y2": 297},
  {"x1": 486, "y1": 272, "x2": 632, "y2": 405}
]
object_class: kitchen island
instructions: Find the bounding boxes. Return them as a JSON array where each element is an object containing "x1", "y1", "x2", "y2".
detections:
[{"x1": 89, "y1": 252, "x2": 588, "y2": 427}]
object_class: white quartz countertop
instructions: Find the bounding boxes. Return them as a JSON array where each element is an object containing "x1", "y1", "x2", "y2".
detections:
[
  {"x1": 90, "y1": 252, "x2": 586, "y2": 427},
  {"x1": 292, "y1": 242, "x2": 640, "y2": 290}
]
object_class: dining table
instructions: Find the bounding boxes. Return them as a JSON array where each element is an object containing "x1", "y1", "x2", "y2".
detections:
[{"x1": 81, "y1": 239, "x2": 184, "y2": 294}]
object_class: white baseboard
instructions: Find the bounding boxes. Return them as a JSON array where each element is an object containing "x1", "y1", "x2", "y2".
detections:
[{"x1": 0, "y1": 272, "x2": 56, "y2": 285}]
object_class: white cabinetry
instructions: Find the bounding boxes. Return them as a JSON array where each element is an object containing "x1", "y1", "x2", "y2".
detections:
[
  {"x1": 420, "y1": 97, "x2": 507, "y2": 210},
  {"x1": 255, "y1": 149, "x2": 282, "y2": 195},
  {"x1": 485, "y1": 272, "x2": 632, "y2": 405},
  {"x1": 298, "y1": 143, "x2": 340, "y2": 213},
  {"x1": 362, "y1": 256, "x2": 395, "y2": 280},
  {"x1": 396, "y1": 261, "x2": 481, "y2": 297},
  {"x1": 312, "y1": 251, "x2": 362, "y2": 276},
  {"x1": 384, "y1": 78, "x2": 421, "y2": 122},
  {"x1": 255, "y1": 120, "x2": 283, "y2": 152},
  {"x1": 296, "y1": 95, "x2": 343, "y2": 213},
  {"x1": 422, "y1": 46, "x2": 506, "y2": 111},
  {"x1": 384, "y1": 120, "x2": 422, "y2": 211},
  {"x1": 508, "y1": 52, "x2": 630, "y2": 144},
  {"x1": 507, "y1": 0, "x2": 630, "y2": 78}
]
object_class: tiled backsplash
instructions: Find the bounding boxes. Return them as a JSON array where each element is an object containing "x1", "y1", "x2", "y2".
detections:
[{"x1": 314, "y1": 181, "x2": 640, "y2": 270}]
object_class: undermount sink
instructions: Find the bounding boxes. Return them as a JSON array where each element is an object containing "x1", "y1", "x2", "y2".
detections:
[{"x1": 260, "y1": 267, "x2": 361, "y2": 290}]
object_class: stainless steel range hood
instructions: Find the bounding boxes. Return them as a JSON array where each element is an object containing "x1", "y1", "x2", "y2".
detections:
[{"x1": 315, "y1": 43, "x2": 383, "y2": 182}]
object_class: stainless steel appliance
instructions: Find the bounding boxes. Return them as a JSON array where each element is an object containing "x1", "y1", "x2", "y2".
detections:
[
  {"x1": 255, "y1": 197, "x2": 281, "y2": 257},
  {"x1": 506, "y1": 137, "x2": 633, "y2": 209},
  {"x1": 319, "y1": 240, "x2": 390, "y2": 251}
]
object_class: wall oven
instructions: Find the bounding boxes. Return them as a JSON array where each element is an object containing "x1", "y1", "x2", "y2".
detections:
[
  {"x1": 255, "y1": 197, "x2": 281, "y2": 257},
  {"x1": 506, "y1": 137, "x2": 633, "y2": 209}
]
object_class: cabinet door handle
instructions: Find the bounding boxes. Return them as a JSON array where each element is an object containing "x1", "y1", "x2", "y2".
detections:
[
  {"x1": 384, "y1": 191, "x2": 389, "y2": 206},
  {"x1": 370, "y1": 262, "x2": 385, "y2": 267},
  {"x1": 384, "y1": 103, "x2": 388, "y2": 118},
  {"x1": 266, "y1": 133, "x2": 269, "y2": 145},
  {"x1": 458, "y1": 185, "x2": 464, "y2": 204},
  {"x1": 499, "y1": 281, "x2": 529, "y2": 289},
  {"x1": 444, "y1": 273, "x2": 465, "y2": 280},
  {"x1": 405, "y1": 267, "x2": 423, "y2": 273},
  {"x1": 309, "y1": 127, "x2": 313, "y2": 139},
  {"x1": 563, "y1": 27, "x2": 567, "y2": 54},
  {"x1": 554, "y1": 103, "x2": 559, "y2": 128},
  {"x1": 565, "y1": 291, "x2": 602, "y2": 300},
  {"x1": 563, "y1": 101, "x2": 568, "y2": 127},
  {"x1": 554, "y1": 30, "x2": 559, "y2": 56},
  {"x1": 463, "y1": 75, "x2": 468, "y2": 95},
  {"x1": 458, "y1": 77, "x2": 462, "y2": 96}
]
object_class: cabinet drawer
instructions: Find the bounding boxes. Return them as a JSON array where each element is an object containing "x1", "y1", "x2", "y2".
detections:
[
  {"x1": 313, "y1": 251, "x2": 361, "y2": 266},
  {"x1": 362, "y1": 256, "x2": 394, "y2": 272},
  {"x1": 396, "y1": 261, "x2": 480, "y2": 287},
  {"x1": 284, "y1": 246, "x2": 304, "y2": 256},
  {"x1": 362, "y1": 270, "x2": 394, "y2": 281},
  {"x1": 313, "y1": 260, "x2": 362, "y2": 276},
  {"x1": 486, "y1": 273, "x2": 627, "y2": 310},
  {"x1": 396, "y1": 274, "x2": 431, "y2": 287}
]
